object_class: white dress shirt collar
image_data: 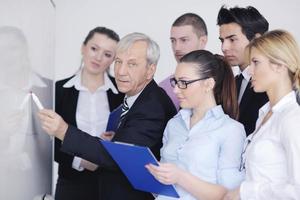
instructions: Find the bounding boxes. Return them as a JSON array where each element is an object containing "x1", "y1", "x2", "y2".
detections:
[
  {"x1": 63, "y1": 70, "x2": 118, "y2": 94},
  {"x1": 241, "y1": 66, "x2": 251, "y2": 82},
  {"x1": 125, "y1": 89, "x2": 143, "y2": 109},
  {"x1": 259, "y1": 91, "x2": 296, "y2": 117},
  {"x1": 235, "y1": 66, "x2": 251, "y2": 82},
  {"x1": 232, "y1": 66, "x2": 240, "y2": 77}
]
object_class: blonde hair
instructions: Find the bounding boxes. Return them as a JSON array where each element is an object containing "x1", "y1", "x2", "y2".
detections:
[{"x1": 247, "y1": 29, "x2": 300, "y2": 104}]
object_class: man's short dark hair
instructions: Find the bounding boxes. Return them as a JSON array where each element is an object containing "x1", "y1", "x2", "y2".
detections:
[
  {"x1": 217, "y1": 6, "x2": 269, "y2": 41},
  {"x1": 172, "y1": 13, "x2": 207, "y2": 37}
]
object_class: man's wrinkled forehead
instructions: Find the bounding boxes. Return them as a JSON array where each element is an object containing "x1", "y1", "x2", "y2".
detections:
[{"x1": 116, "y1": 41, "x2": 147, "y2": 60}]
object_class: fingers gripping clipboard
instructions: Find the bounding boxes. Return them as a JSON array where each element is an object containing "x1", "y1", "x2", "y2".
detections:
[{"x1": 100, "y1": 140, "x2": 180, "y2": 198}]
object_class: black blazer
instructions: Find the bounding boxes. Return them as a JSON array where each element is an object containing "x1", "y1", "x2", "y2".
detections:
[
  {"x1": 238, "y1": 81, "x2": 268, "y2": 136},
  {"x1": 55, "y1": 75, "x2": 124, "y2": 180},
  {"x1": 60, "y1": 80, "x2": 177, "y2": 200}
]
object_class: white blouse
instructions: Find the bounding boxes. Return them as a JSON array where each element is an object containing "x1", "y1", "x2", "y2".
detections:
[
  {"x1": 63, "y1": 71, "x2": 118, "y2": 171},
  {"x1": 240, "y1": 91, "x2": 300, "y2": 199}
]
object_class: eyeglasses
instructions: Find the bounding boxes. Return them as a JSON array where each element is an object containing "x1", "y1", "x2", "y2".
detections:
[{"x1": 170, "y1": 77, "x2": 207, "y2": 89}]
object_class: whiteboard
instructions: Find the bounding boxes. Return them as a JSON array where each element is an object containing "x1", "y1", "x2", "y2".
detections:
[{"x1": 0, "y1": 0, "x2": 54, "y2": 199}]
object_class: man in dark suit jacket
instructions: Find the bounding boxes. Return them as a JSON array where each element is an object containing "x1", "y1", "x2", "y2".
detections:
[
  {"x1": 39, "y1": 33, "x2": 177, "y2": 200},
  {"x1": 217, "y1": 6, "x2": 269, "y2": 136}
]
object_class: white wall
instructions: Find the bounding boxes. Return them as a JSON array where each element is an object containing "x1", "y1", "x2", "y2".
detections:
[{"x1": 55, "y1": 0, "x2": 300, "y2": 82}]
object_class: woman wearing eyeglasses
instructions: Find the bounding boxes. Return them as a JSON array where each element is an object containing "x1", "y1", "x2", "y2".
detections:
[
  {"x1": 146, "y1": 50, "x2": 246, "y2": 200},
  {"x1": 224, "y1": 30, "x2": 300, "y2": 200}
]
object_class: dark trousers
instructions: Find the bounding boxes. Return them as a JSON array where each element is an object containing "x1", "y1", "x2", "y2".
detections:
[{"x1": 55, "y1": 177, "x2": 99, "y2": 200}]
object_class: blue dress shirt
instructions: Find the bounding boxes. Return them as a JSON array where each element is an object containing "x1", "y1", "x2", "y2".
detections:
[{"x1": 156, "y1": 105, "x2": 246, "y2": 200}]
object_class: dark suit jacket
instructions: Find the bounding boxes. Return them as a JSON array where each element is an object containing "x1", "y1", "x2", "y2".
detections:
[
  {"x1": 55, "y1": 75, "x2": 124, "y2": 181},
  {"x1": 60, "y1": 80, "x2": 177, "y2": 200},
  {"x1": 238, "y1": 81, "x2": 268, "y2": 136}
]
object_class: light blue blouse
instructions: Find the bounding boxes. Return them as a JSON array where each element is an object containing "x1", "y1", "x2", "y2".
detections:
[{"x1": 156, "y1": 105, "x2": 246, "y2": 200}]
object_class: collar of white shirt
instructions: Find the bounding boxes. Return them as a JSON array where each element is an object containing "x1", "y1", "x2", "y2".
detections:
[
  {"x1": 258, "y1": 91, "x2": 296, "y2": 119},
  {"x1": 63, "y1": 70, "x2": 118, "y2": 94},
  {"x1": 125, "y1": 89, "x2": 143, "y2": 109},
  {"x1": 234, "y1": 66, "x2": 251, "y2": 82}
]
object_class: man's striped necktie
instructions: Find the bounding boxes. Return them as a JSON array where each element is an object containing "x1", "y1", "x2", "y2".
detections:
[{"x1": 120, "y1": 97, "x2": 129, "y2": 122}]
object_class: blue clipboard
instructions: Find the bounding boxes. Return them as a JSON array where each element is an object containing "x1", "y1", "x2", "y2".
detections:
[
  {"x1": 105, "y1": 106, "x2": 122, "y2": 132},
  {"x1": 101, "y1": 140, "x2": 180, "y2": 198}
]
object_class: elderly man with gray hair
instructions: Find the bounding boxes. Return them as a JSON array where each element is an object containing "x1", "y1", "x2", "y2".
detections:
[{"x1": 39, "y1": 33, "x2": 177, "y2": 200}]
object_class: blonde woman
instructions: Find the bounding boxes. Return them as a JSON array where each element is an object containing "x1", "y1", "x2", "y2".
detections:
[{"x1": 224, "y1": 30, "x2": 300, "y2": 199}]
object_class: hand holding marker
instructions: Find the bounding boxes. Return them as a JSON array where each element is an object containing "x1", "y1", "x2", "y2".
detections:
[{"x1": 31, "y1": 92, "x2": 54, "y2": 139}]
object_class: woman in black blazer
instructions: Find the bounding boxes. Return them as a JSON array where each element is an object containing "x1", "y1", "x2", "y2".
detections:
[{"x1": 54, "y1": 27, "x2": 124, "y2": 200}]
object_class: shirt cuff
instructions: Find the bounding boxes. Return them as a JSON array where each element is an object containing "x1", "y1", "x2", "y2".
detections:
[
  {"x1": 240, "y1": 181, "x2": 260, "y2": 199},
  {"x1": 72, "y1": 156, "x2": 84, "y2": 171}
]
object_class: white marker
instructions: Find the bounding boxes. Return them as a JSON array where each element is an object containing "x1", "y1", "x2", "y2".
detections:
[{"x1": 31, "y1": 92, "x2": 44, "y2": 110}]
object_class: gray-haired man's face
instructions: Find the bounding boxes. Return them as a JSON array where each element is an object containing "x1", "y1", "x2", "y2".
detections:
[{"x1": 114, "y1": 41, "x2": 155, "y2": 96}]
